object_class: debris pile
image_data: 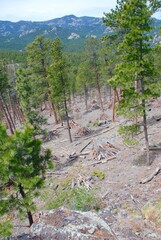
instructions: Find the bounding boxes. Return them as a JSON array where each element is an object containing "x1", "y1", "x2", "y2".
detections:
[
  {"x1": 99, "y1": 113, "x2": 108, "y2": 121},
  {"x1": 80, "y1": 141, "x2": 120, "y2": 166},
  {"x1": 66, "y1": 152, "x2": 79, "y2": 162},
  {"x1": 88, "y1": 142, "x2": 119, "y2": 160},
  {"x1": 75, "y1": 127, "x2": 92, "y2": 137},
  {"x1": 91, "y1": 104, "x2": 100, "y2": 110},
  {"x1": 97, "y1": 142, "x2": 119, "y2": 159},
  {"x1": 71, "y1": 174, "x2": 94, "y2": 190},
  {"x1": 69, "y1": 120, "x2": 80, "y2": 128},
  {"x1": 43, "y1": 130, "x2": 59, "y2": 142}
]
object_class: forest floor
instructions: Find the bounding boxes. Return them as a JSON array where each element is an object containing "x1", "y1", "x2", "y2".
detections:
[{"x1": 10, "y1": 96, "x2": 161, "y2": 239}]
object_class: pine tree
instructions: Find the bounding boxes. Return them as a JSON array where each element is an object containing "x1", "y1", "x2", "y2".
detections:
[
  {"x1": 47, "y1": 37, "x2": 72, "y2": 142},
  {"x1": 16, "y1": 35, "x2": 59, "y2": 129},
  {"x1": 16, "y1": 67, "x2": 46, "y2": 133},
  {"x1": 76, "y1": 60, "x2": 93, "y2": 110},
  {"x1": 26, "y1": 35, "x2": 51, "y2": 103},
  {"x1": 104, "y1": 0, "x2": 161, "y2": 164},
  {"x1": 64, "y1": 52, "x2": 82, "y2": 103},
  {"x1": 0, "y1": 60, "x2": 16, "y2": 133},
  {"x1": 0, "y1": 124, "x2": 53, "y2": 229},
  {"x1": 84, "y1": 37, "x2": 104, "y2": 111}
]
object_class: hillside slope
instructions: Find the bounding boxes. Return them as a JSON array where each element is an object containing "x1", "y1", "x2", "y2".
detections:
[{"x1": 0, "y1": 15, "x2": 160, "y2": 52}]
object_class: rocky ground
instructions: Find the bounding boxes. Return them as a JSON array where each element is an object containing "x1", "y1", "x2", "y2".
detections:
[{"x1": 6, "y1": 96, "x2": 161, "y2": 240}]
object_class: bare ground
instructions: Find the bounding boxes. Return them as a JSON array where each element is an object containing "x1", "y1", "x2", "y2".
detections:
[{"x1": 10, "y1": 96, "x2": 161, "y2": 239}]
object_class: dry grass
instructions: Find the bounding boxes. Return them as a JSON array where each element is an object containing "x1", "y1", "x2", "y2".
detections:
[{"x1": 143, "y1": 202, "x2": 161, "y2": 227}]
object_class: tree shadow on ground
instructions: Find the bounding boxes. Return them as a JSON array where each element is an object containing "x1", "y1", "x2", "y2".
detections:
[{"x1": 133, "y1": 151, "x2": 159, "y2": 166}]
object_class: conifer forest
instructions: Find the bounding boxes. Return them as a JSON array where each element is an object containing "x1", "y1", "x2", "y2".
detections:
[{"x1": 1, "y1": 1, "x2": 161, "y2": 239}]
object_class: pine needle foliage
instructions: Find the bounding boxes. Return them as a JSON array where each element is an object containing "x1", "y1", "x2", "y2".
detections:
[
  {"x1": 0, "y1": 124, "x2": 53, "y2": 232},
  {"x1": 104, "y1": 0, "x2": 161, "y2": 164}
]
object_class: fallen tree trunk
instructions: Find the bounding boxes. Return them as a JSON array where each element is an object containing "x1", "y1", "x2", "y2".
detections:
[
  {"x1": 86, "y1": 156, "x2": 116, "y2": 166},
  {"x1": 140, "y1": 166, "x2": 161, "y2": 184},
  {"x1": 143, "y1": 147, "x2": 161, "y2": 151},
  {"x1": 79, "y1": 140, "x2": 93, "y2": 153}
]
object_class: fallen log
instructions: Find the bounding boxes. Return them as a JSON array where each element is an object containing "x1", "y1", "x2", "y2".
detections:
[
  {"x1": 140, "y1": 166, "x2": 161, "y2": 184},
  {"x1": 82, "y1": 122, "x2": 124, "y2": 141},
  {"x1": 86, "y1": 156, "x2": 116, "y2": 166},
  {"x1": 143, "y1": 147, "x2": 161, "y2": 151},
  {"x1": 75, "y1": 121, "x2": 127, "y2": 146},
  {"x1": 79, "y1": 140, "x2": 93, "y2": 153},
  {"x1": 80, "y1": 151, "x2": 91, "y2": 155},
  {"x1": 60, "y1": 139, "x2": 69, "y2": 143},
  {"x1": 46, "y1": 171, "x2": 68, "y2": 175},
  {"x1": 66, "y1": 152, "x2": 79, "y2": 162}
]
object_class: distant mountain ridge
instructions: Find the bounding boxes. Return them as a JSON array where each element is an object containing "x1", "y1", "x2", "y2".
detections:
[{"x1": 0, "y1": 15, "x2": 160, "y2": 52}]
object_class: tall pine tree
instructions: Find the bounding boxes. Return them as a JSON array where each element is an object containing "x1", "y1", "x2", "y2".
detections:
[
  {"x1": 47, "y1": 37, "x2": 72, "y2": 142},
  {"x1": 104, "y1": 0, "x2": 161, "y2": 164}
]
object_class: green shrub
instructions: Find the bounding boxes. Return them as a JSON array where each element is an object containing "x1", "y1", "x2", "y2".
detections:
[
  {"x1": 92, "y1": 170, "x2": 105, "y2": 180},
  {"x1": 46, "y1": 187, "x2": 100, "y2": 212},
  {"x1": 0, "y1": 220, "x2": 13, "y2": 238},
  {"x1": 118, "y1": 124, "x2": 140, "y2": 146},
  {"x1": 88, "y1": 119, "x2": 99, "y2": 127}
]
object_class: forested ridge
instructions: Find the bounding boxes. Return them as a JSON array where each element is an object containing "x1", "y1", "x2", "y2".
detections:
[
  {"x1": 0, "y1": 14, "x2": 161, "y2": 52},
  {"x1": 1, "y1": 1, "x2": 161, "y2": 239}
]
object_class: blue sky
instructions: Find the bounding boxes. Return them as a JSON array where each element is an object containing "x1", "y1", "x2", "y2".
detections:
[{"x1": 1, "y1": 0, "x2": 117, "y2": 22}]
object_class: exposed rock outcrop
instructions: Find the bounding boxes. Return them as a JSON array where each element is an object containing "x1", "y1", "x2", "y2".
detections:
[{"x1": 7, "y1": 208, "x2": 117, "y2": 240}]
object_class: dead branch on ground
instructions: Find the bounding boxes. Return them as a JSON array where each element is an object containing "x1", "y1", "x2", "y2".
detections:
[
  {"x1": 86, "y1": 156, "x2": 116, "y2": 166},
  {"x1": 140, "y1": 166, "x2": 161, "y2": 184}
]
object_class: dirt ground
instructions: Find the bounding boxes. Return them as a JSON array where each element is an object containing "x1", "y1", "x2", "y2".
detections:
[{"x1": 10, "y1": 95, "x2": 161, "y2": 239}]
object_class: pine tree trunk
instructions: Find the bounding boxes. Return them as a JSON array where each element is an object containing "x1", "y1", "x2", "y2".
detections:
[
  {"x1": 140, "y1": 39, "x2": 150, "y2": 165},
  {"x1": 112, "y1": 88, "x2": 117, "y2": 122},
  {"x1": 8, "y1": 92, "x2": 16, "y2": 124},
  {"x1": 0, "y1": 100, "x2": 11, "y2": 130},
  {"x1": 95, "y1": 71, "x2": 103, "y2": 112},
  {"x1": 93, "y1": 52, "x2": 103, "y2": 111},
  {"x1": 115, "y1": 89, "x2": 120, "y2": 104},
  {"x1": 27, "y1": 211, "x2": 34, "y2": 227},
  {"x1": 0, "y1": 94, "x2": 15, "y2": 134},
  {"x1": 14, "y1": 103, "x2": 23, "y2": 123},
  {"x1": 109, "y1": 86, "x2": 112, "y2": 102},
  {"x1": 72, "y1": 88, "x2": 75, "y2": 105},
  {"x1": 16, "y1": 97, "x2": 25, "y2": 122},
  {"x1": 0, "y1": 93, "x2": 16, "y2": 131},
  {"x1": 18, "y1": 183, "x2": 34, "y2": 227},
  {"x1": 51, "y1": 102, "x2": 59, "y2": 124},
  {"x1": 140, "y1": 79, "x2": 150, "y2": 165},
  {"x1": 84, "y1": 84, "x2": 88, "y2": 110},
  {"x1": 143, "y1": 104, "x2": 150, "y2": 165},
  {"x1": 64, "y1": 98, "x2": 72, "y2": 143}
]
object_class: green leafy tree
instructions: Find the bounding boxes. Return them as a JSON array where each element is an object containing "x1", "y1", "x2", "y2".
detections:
[
  {"x1": 0, "y1": 124, "x2": 53, "y2": 230},
  {"x1": 104, "y1": 0, "x2": 161, "y2": 164},
  {"x1": 47, "y1": 37, "x2": 72, "y2": 142}
]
